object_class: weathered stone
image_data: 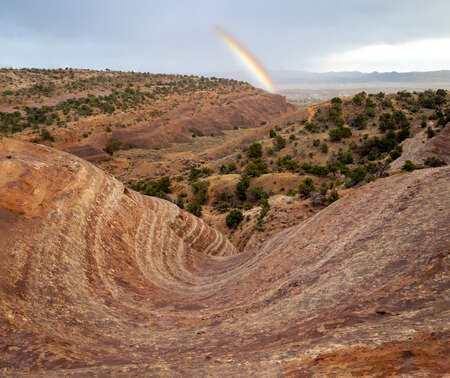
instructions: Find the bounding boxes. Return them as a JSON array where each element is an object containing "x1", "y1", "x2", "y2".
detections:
[{"x1": 0, "y1": 138, "x2": 449, "y2": 376}]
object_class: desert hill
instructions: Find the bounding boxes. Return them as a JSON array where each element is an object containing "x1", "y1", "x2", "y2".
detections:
[
  {"x1": 0, "y1": 68, "x2": 294, "y2": 162},
  {"x1": 0, "y1": 138, "x2": 449, "y2": 376}
]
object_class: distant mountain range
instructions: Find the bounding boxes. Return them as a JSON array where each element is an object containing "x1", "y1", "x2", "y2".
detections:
[
  {"x1": 271, "y1": 70, "x2": 450, "y2": 85},
  {"x1": 205, "y1": 70, "x2": 450, "y2": 89}
]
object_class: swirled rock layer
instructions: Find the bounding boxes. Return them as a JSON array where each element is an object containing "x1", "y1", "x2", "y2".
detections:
[{"x1": 0, "y1": 139, "x2": 449, "y2": 377}]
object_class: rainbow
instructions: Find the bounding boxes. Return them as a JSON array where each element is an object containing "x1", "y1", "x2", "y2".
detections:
[{"x1": 214, "y1": 25, "x2": 276, "y2": 93}]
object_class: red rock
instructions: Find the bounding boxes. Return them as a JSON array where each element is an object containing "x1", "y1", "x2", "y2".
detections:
[{"x1": 0, "y1": 138, "x2": 449, "y2": 376}]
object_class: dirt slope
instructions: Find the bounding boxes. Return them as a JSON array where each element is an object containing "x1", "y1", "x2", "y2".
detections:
[{"x1": 0, "y1": 139, "x2": 449, "y2": 376}]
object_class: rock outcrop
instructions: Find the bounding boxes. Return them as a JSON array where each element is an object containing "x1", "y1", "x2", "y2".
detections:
[
  {"x1": 390, "y1": 124, "x2": 450, "y2": 170},
  {"x1": 0, "y1": 139, "x2": 449, "y2": 376}
]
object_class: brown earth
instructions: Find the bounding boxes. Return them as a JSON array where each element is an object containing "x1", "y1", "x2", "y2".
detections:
[{"x1": 1, "y1": 138, "x2": 449, "y2": 377}]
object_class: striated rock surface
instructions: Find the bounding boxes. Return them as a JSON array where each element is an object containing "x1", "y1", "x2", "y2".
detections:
[{"x1": 0, "y1": 139, "x2": 449, "y2": 377}]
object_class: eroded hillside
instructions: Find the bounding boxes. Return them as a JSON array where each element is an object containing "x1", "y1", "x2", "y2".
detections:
[{"x1": 0, "y1": 138, "x2": 449, "y2": 376}]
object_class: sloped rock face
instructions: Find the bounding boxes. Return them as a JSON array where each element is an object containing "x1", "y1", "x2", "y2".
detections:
[
  {"x1": 391, "y1": 124, "x2": 450, "y2": 170},
  {"x1": 0, "y1": 139, "x2": 449, "y2": 376}
]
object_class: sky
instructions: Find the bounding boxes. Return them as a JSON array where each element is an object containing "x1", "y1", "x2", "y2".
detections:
[{"x1": 1, "y1": 0, "x2": 450, "y2": 78}]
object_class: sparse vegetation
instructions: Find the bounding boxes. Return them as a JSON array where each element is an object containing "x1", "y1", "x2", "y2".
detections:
[
  {"x1": 41, "y1": 128, "x2": 54, "y2": 142},
  {"x1": 424, "y1": 156, "x2": 447, "y2": 167},
  {"x1": 246, "y1": 142, "x2": 263, "y2": 159},
  {"x1": 402, "y1": 160, "x2": 421, "y2": 172},
  {"x1": 329, "y1": 126, "x2": 352, "y2": 141}
]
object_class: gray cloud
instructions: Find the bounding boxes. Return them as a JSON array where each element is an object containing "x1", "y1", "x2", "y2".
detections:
[{"x1": 1, "y1": 0, "x2": 450, "y2": 74}]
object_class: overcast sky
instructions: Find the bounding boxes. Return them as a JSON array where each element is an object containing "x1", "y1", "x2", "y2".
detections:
[{"x1": 2, "y1": 0, "x2": 450, "y2": 76}]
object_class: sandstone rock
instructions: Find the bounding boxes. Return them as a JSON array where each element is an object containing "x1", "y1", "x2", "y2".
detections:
[{"x1": 0, "y1": 139, "x2": 449, "y2": 376}]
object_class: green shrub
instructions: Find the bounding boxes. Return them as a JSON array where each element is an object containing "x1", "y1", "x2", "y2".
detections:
[
  {"x1": 298, "y1": 177, "x2": 315, "y2": 198},
  {"x1": 365, "y1": 108, "x2": 376, "y2": 118},
  {"x1": 104, "y1": 136, "x2": 121, "y2": 155},
  {"x1": 278, "y1": 155, "x2": 298, "y2": 171},
  {"x1": 418, "y1": 89, "x2": 447, "y2": 109},
  {"x1": 245, "y1": 158, "x2": 268, "y2": 177},
  {"x1": 352, "y1": 113, "x2": 367, "y2": 129},
  {"x1": 41, "y1": 128, "x2": 55, "y2": 142},
  {"x1": 176, "y1": 194, "x2": 185, "y2": 209},
  {"x1": 235, "y1": 174, "x2": 250, "y2": 201},
  {"x1": 402, "y1": 160, "x2": 421, "y2": 172},
  {"x1": 382, "y1": 99, "x2": 393, "y2": 108},
  {"x1": 331, "y1": 97, "x2": 342, "y2": 104},
  {"x1": 248, "y1": 186, "x2": 269, "y2": 203},
  {"x1": 329, "y1": 127, "x2": 352, "y2": 141},
  {"x1": 247, "y1": 142, "x2": 263, "y2": 159},
  {"x1": 328, "y1": 189, "x2": 339, "y2": 203},
  {"x1": 304, "y1": 121, "x2": 318, "y2": 133},
  {"x1": 301, "y1": 162, "x2": 329, "y2": 177},
  {"x1": 189, "y1": 167, "x2": 213, "y2": 181},
  {"x1": 353, "y1": 92, "x2": 366, "y2": 105},
  {"x1": 345, "y1": 166, "x2": 367, "y2": 187},
  {"x1": 274, "y1": 135, "x2": 287, "y2": 150},
  {"x1": 187, "y1": 200, "x2": 202, "y2": 217},
  {"x1": 389, "y1": 145, "x2": 402, "y2": 160},
  {"x1": 379, "y1": 113, "x2": 395, "y2": 131},
  {"x1": 143, "y1": 176, "x2": 171, "y2": 198},
  {"x1": 227, "y1": 162, "x2": 237, "y2": 173},
  {"x1": 258, "y1": 198, "x2": 270, "y2": 219},
  {"x1": 424, "y1": 156, "x2": 447, "y2": 167},
  {"x1": 365, "y1": 97, "x2": 376, "y2": 109},
  {"x1": 338, "y1": 150, "x2": 354, "y2": 164},
  {"x1": 214, "y1": 201, "x2": 231, "y2": 213},
  {"x1": 226, "y1": 209, "x2": 244, "y2": 228},
  {"x1": 191, "y1": 180, "x2": 210, "y2": 204}
]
